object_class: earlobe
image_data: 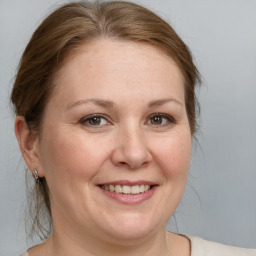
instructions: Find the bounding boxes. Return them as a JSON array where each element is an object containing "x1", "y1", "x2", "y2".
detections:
[{"x1": 14, "y1": 116, "x2": 42, "y2": 175}]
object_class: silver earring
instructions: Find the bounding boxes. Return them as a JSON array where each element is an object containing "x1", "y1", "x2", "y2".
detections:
[{"x1": 33, "y1": 170, "x2": 40, "y2": 184}]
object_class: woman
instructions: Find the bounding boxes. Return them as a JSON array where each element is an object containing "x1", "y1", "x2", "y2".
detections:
[{"x1": 11, "y1": 1, "x2": 255, "y2": 255}]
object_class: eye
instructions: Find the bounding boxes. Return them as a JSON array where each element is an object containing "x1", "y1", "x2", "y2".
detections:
[
  {"x1": 147, "y1": 113, "x2": 175, "y2": 127},
  {"x1": 80, "y1": 114, "x2": 110, "y2": 127}
]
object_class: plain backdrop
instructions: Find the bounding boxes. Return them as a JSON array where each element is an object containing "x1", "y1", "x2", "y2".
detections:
[{"x1": 0, "y1": 0, "x2": 255, "y2": 255}]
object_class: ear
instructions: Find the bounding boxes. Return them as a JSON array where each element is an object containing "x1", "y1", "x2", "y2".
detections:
[{"x1": 15, "y1": 116, "x2": 43, "y2": 177}]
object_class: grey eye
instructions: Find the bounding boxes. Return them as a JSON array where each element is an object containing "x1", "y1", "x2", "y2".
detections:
[
  {"x1": 150, "y1": 115, "x2": 163, "y2": 125},
  {"x1": 80, "y1": 115, "x2": 109, "y2": 127},
  {"x1": 89, "y1": 117, "x2": 102, "y2": 125},
  {"x1": 147, "y1": 114, "x2": 175, "y2": 127}
]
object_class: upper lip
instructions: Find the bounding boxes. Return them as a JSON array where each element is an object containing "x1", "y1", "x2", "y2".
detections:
[{"x1": 98, "y1": 180, "x2": 157, "y2": 186}]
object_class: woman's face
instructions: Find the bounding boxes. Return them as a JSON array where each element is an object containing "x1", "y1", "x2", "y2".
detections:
[{"x1": 37, "y1": 39, "x2": 191, "y2": 243}]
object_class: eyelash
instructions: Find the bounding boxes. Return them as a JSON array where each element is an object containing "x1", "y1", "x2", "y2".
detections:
[
  {"x1": 146, "y1": 113, "x2": 175, "y2": 128},
  {"x1": 79, "y1": 114, "x2": 111, "y2": 128},
  {"x1": 79, "y1": 113, "x2": 175, "y2": 128}
]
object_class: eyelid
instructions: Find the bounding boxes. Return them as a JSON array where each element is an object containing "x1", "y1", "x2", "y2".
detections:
[
  {"x1": 146, "y1": 113, "x2": 176, "y2": 127},
  {"x1": 79, "y1": 113, "x2": 112, "y2": 127},
  {"x1": 79, "y1": 113, "x2": 175, "y2": 128}
]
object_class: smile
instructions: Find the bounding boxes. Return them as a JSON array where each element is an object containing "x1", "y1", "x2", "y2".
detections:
[
  {"x1": 97, "y1": 181, "x2": 157, "y2": 204},
  {"x1": 100, "y1": 184, "x2": 151, "y2": 194}
]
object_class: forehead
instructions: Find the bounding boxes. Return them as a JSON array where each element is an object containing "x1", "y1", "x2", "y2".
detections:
[{"x1": 51, "y1": 39, "x2": 185, "y2": 105}]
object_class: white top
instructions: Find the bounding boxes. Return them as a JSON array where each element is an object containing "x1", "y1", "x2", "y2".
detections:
[
  {"x1": 187, "y1": 236, "x2": 256, "y2": 256},
  {"x1": 20, "y1": 235, "x2": 256, "y2": 256}
]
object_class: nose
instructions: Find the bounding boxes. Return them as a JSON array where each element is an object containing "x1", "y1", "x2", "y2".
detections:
[{"x1": 111, "y1": 127, "x2": 152, "y2": 170}]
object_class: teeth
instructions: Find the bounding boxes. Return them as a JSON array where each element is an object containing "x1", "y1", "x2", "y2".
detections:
[
  {"x1": 131, "y1": 185, "x2": 140, "y2": 194},
  {"x1": 122, "y1": 185, "x2": 131, "y2": 194},
  {"x1": 145, "y1": 185, "x2": 150, "y2": 191},
  {"x1": 115, "y1": 185, "x2": 122, "y2": 194},
  {"x1": 102, "y1": 184, "x2": 151, "y2": 194}
]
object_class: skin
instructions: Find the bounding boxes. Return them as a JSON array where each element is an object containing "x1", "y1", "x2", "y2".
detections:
[{"x1": 16, "y1": 39, "x2": 191, "y2": 256}]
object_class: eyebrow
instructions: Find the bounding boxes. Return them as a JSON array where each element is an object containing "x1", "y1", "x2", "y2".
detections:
[
  {"x1": 66, "y1": 97, "x2": 183, "y2": 110},
  {"x1": 66, "y1": 98, "x2": 115, "y2": 110},
  {"x1": 148, "y1": 98, "x2": 183, "y2": 107}
]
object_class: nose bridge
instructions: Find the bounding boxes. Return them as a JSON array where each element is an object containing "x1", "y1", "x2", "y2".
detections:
[
  {"x1": 123, "y1": 124, "x2": 146, "y2": 154},
  {"x1": 112, "y1": 121, "x2": 152, "y2": 169}
]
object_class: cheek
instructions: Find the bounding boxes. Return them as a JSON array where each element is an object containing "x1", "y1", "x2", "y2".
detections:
[
  {"x1": 39, "y1": 128, "x2": 109, "y2": 186},
  {"x1": 153, "y1": 131, "x2": 191, "y2": 178},
  {"x1": 150, "y1": 130, "x2": 192, "y2": 220}
]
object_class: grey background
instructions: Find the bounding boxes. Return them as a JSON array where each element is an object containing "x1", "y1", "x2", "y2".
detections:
[{"x1": 0, "y1": 0, "x2": 255, "y2": 255}]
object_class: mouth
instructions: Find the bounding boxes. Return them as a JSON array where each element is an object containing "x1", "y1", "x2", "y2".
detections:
[
  {"x1": 99, "y1": 184, "x2": 152, "y2": 195},
  {"x1": 97, "y1": 182, "x2": 157, "y2": 205}
]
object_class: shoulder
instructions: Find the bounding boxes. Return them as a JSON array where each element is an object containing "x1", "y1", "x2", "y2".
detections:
[
  {"x1": 19, "y1": 237, "x2": 50, "y2": 256},
  {"x1": 186, "y1": 235, "x2": 256, "y2": 256},
  {"x1": 19, "y1": 252, "x2": 29, "y2": 256}
]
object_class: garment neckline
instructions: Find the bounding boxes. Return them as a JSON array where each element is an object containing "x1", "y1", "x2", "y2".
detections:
[{"x1": 24, "y1": 233, "x2": 194, "y2": 256}]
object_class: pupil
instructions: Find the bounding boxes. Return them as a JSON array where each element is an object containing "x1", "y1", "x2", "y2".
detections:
[
  {"x1": 152, "y1": 116, "x2": 162, "y2": 125},
  {"x1": 90, "y1": 117, "x2": 101, "y2": 125}
]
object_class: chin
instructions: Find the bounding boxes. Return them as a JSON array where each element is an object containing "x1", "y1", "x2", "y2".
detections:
[{"x1": 96, "y1": 212, "x2": 165, "y2": 244}]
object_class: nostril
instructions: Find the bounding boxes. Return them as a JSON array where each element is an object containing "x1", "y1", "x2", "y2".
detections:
[
  {"x1": 111, "y1": 143, "x2": 152, "y2": 169},
  {"x1": 118, "y1": 162, "x2": 128, "y2": 167}
]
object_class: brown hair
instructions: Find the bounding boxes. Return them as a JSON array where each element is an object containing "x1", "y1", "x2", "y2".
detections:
[{"x1": 11, "y1": 0, "x2": 200, "y2": 239}]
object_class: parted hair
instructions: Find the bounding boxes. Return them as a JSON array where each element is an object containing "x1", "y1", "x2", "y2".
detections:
[{"x1": 11, "y1": 0, "x2": 200, "y2": 239}]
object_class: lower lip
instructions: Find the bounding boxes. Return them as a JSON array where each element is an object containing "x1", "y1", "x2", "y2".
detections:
[{"x1": 99, "y1": 186, "x2": 157, "y2": 205}]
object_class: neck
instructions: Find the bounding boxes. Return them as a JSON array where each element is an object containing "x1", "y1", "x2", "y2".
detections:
[{"x1": 43, "y1": 227, "x2": 172, "y2": 256}]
